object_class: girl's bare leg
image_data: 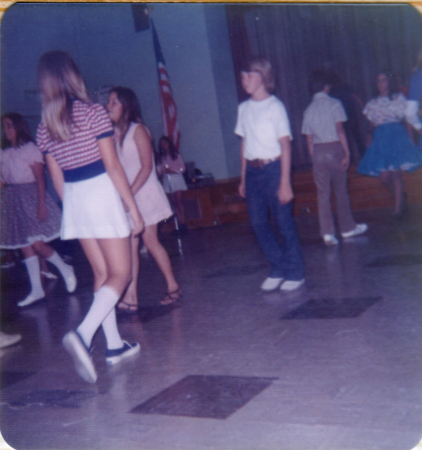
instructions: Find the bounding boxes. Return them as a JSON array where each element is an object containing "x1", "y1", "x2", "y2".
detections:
[
  {"x1": 380, "y1": 170, "x2": 394, "y2": 194},
  {"x1": 392, "y1": 170, "x2": 404, "y2": 214},
  {"x1": 143, "y1": 224, "x2": 180, "y2": 304},
  {"x1": 119, "y1": 234, "x2": 140, "y2": 310}
]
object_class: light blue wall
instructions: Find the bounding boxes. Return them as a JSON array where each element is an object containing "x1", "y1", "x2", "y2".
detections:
[{"x1": 1, "y1": 3, "x2": 239, "y2": 180}]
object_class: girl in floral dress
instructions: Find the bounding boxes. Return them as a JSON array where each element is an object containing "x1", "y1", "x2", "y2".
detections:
[{"x1": 358, "y1": 72, "x2": 422, "y2": 217}]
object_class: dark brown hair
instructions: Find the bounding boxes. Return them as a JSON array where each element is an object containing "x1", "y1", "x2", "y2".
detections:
[
  {"x1": 158, "y1": 135, "x2": 179, "y2": 161},
  {"x1": 109, "y1": 86, "x2": 143, "y2": 146},
  {"x1": 1, "y1": 113, "x2": 35, "y2": 149}
]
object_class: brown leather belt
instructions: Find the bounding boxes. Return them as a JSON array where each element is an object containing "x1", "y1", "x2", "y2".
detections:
[{"x1": 246, "y1": 156, "x2": 280, "y2": 169}]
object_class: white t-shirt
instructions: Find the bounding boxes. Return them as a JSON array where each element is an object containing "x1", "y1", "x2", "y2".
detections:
[
  {"x1": 234, "y1": 95, "x2": 292, "y2": 160},
  {"x1": 1, "y1": 142, "x2": 44, "y2": 184}
]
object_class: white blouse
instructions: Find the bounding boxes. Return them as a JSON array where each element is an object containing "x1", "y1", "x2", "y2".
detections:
[
  {"x1": 363, "y1": 93, "x2": 406, "y2": 126},
  {"x1": 1, "y1": 142, "x2": 43, "y2": 184}
]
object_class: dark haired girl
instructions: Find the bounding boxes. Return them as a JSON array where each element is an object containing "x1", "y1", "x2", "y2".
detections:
[
  {"x1": 358, "y1": 72, "x2": 422, "y2": 218},
  {"x1": 107, "y1": 87, "x2": 181, "y2": 307},
  {"x1": 1, "y1": 113, "x2": 77, "y2": 307}
]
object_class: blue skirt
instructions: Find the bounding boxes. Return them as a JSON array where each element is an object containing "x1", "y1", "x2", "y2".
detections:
[{"x1": 357, "y1": 122, "x2": 422, "y2": 176}]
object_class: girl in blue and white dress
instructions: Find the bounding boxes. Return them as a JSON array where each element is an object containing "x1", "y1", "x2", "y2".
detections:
[{"x1": 358, "y1": 72, "x2": 422, "y2": 217}]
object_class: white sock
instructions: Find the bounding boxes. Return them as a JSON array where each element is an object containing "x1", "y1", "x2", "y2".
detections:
[
  {"x1": 77, "y1": 286, "x2": 120, "y2": 348},
  {"x1": 102, "y1": 308, "x2": 124, "y2": 350},
  {"x1": 24, "y1": 256, "x2": 45, "y2": 298},
  {"x1": 46, "y1": 250, "x2": 71, "y2": 278}
]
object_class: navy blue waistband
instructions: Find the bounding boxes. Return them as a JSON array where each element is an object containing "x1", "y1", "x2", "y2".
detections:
[{"x1": 63, "y1": 159, "x2": 106, "y2": 182}]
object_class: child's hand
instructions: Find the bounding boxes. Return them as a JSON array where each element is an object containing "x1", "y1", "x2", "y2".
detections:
[
  {"x1": 340, "y1": 154, "x2": 350, "y2": 172},
  {"x1": 130, "y1": 208, "x2": 144, "y2": 235},
  {"x1": 238, "y1": 180, "x2": 246, "y2": 198},
  {"x1": 278, "y1": 183, "x2": 293, "y2": 205}
]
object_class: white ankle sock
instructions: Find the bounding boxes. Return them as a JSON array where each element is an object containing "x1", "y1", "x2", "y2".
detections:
[
  {"x1": 102, "y1": 308, "x2": 124, "y2": 350},
  {"x1": 24, "y1": 256, "x2": 45, "y2": 298},
  {"x1": 46, "y1": 250, "x2": 71, "y2": 277},
  {"x1": 77, "y1": 286, "x2": 120, "y2": 348}
]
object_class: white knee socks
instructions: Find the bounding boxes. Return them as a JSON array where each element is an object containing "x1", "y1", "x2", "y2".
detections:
[
  {"x1": 101, "y1": 308, "x2": 124, "y2": 350},
  {"x1": 77, "y1": 286, "x2": 123, "y2": 349},
  {"x1": 19, "y1": 256, "x2": 45, "y2": 307},
  {"x1": 46, "y1": 251, "x2": 77, "y2": 292}
]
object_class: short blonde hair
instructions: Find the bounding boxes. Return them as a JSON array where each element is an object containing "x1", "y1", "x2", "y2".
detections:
[
  {"x1": 247, "y1": 57, "x2": 275, "y2": 92},
  {"x1": 38, "y1": 50, "x2": 91, "y2": 141}
]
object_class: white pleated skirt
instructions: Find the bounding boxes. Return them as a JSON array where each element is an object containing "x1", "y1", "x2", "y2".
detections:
[{"x1": 61, "y1": 172, "x2": 130, "y2": 240}]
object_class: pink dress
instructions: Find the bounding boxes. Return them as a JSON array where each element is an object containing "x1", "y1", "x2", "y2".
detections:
[{"x1": 117, "y1": 123, "x2": 172, "y2": 226}]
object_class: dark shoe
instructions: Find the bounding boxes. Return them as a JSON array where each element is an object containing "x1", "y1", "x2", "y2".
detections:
[
  {"x1": 106, "y1": 341, "x2": 140, "y2": 365},
  {"x1": 160, "y1": 288, "x2": 183, "y2": 306}
]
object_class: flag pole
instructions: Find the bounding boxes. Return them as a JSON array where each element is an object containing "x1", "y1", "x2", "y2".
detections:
[{"x1": 151, "y1": 17, "x2": 183, "y2": 254}]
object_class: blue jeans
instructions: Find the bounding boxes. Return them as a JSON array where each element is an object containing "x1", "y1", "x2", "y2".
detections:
[{"x1": 245, "y1": 160, "x2": 304, "y2": 280}]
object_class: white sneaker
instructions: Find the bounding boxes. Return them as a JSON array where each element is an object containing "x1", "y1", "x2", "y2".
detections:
[
  {"x1": 139, "y1": 245, "x2": 148, "y2": 255},
  {"x1": 62, "y1": 331, "x2": 97, "y2": 383},
  {"x1": 41, "y1": 271, "x2": 58, "y2": 280},
  {"x1": 280, "y1": 279, "x2": 305, "y2": 291},
  {"x1": 18, "y1": 291, "x2": 45, "y2": 307},
  {"x1": 260, "y1": 277, "x2": 284, "y2": 291},
  {"x1": 63, "y1": 266, "x2": 77, "y2": 293},
  {"x1": 105, "y1": 341, "x2": 140, "y2": 365},
  {"x1": 341, "y1": 224, "x2": 368, "y2": 239},
  {"x1": 323, "y1": 234, "x2": 339, "y2": 246},
  {"x1": 0, "y1": 332, "x2": 21, "y2": 349}
]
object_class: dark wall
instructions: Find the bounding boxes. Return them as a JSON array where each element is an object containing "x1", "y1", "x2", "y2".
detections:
[{"x1": 227, "y1": 4, "x2": 422, "y2": 168}]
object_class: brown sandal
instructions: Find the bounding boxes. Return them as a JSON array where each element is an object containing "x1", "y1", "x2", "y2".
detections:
[{"x1": 160, "y1": 289, "x2": 183, "y2": 306}]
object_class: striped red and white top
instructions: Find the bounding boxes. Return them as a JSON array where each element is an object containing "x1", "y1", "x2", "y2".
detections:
[{"x1": 36, "y1": 100, "x2": 113, "y2": 171}]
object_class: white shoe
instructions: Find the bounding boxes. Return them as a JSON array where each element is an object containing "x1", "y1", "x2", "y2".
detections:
[
  {"x1": 323, "y1": 234, "x2": 339, "y2": 246},
  {"x1": 62, "y1": 331, "x2": 97, "y2": 383},
  {"x1": 280, "y1": 279, "x2": 305, "y2": 291},
  {"x1": 18, "y1": 291, "x2": 45, "y2": 307},
  {"x1": 63, "y1": 266, "x2": 77, "y2": 293},
  {"x1": 0, "y1": 332, "x2": 21, "y2": 349},
  {"x1": 139, "y1": 245, "x2": 148, "y2": 255},
  {"x1": 260, "y1": 277, "x2": 284, "y2": 291},
  {"x1": 105, "y1": 341, "x2": 140, "y2": 365},
  {"x1": 341, "y1": 224, "x2": 368, "y2": 239},
  {"x1": 41, "y1": 271, "x2": 58, "y2": 280}
]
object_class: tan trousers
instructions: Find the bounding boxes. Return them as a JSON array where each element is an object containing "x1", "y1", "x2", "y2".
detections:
[{"x1": 312, "y1": 142, "x2": 356, "y2": 237}]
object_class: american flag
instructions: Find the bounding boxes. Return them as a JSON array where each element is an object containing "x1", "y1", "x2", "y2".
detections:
[{"x1": 151, "y1": 19, "x2": 181, "y2": 150}]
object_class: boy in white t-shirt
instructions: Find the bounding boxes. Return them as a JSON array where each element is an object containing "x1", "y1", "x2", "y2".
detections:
[{"x1": 235, "y1": 57, "x2": 304, "y2": 291}]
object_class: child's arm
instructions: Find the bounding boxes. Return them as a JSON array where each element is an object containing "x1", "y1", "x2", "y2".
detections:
[
  {"x1": 98, "y1": 136, "x2": 144, "y2": 235},
  {"x1": 30, "y1": 162, "x2": 48, "y2": 221},
  {"x1": 335, "y1": 122, "x2": 350, "y2": 171},
  {"x1": 45, "y1": 154, "x2": 64, "y2": 201},
  {"x1": 238, "y1": 138, "x2": 247, "y2": 198},
  {"x1": 278, "y1": 136, "x2": 294, "y2": 205},
  {"x1": 130, "y1": 124, "x2": 153, "y2": 196}
]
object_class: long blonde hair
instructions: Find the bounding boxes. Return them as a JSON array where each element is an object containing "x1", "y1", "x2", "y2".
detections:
[{"x1": 37, "y1": 50, "x2": 91, "y2": 141}]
